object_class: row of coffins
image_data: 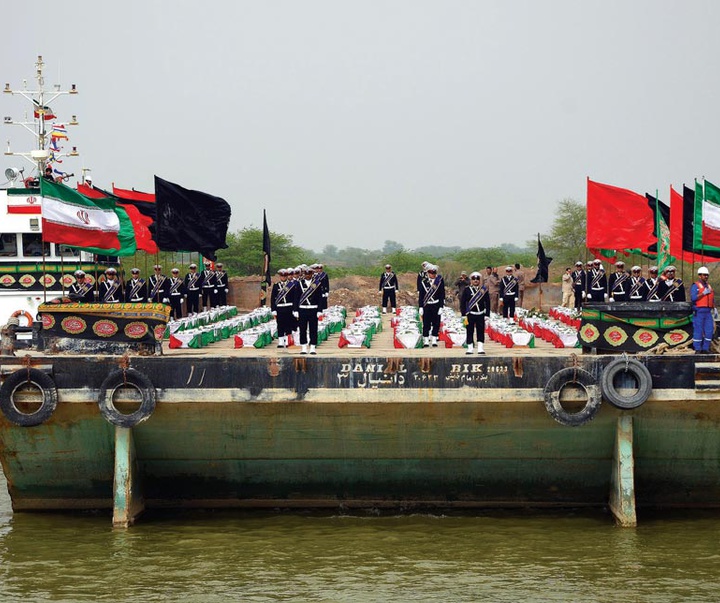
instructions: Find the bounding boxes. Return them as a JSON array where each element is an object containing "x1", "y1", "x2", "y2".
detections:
[
  {"x1": 516, "y1": 308, "x2": 580, "y2": 348},
  {"x1": 338, "y1": 306, "x2": 383, "y2": 348},
  {"x1": 167, "y1": 306, "x2": 269, "y2": 349},
  {"x1": 235, "y1": 305, "x2": 347, "y2": 349},
  {"x1": 548, "y1": 306, "x2": 582, "y2": 328}
]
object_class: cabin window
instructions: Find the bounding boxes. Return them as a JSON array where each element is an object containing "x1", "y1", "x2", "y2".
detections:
[
  {"x1": 22, "y1": 233, "x2": 50, "y2": 257},
  {"x1": 0, "y1": 234, "x2": 18, "y2": 257},
  {"x1": 55, "y1": 244, "x2": 80, "y2": 258}
]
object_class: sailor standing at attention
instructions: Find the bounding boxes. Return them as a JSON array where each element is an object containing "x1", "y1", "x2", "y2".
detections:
[
  {"x1": 628, "y1": 266, "x2": 646, "y2": 301},
  {"x1": 201, "y1": 261, "x2": 216, "y2": 311},
  {"x1": 214, "y1": 262, "x2": 229, "y2": 307},
  {"x1": 148, "y1": 265, "x2": 168, "y2": 305},
  {"x1": 69, "y1": 270, "x2": 95, "y2": 303},
  {"x1": 271, "y1": 268, "x2": 298, "y2": 348},
  {"x1": 587, "y1": 259, "x2": 608, "y2": 302},
  {"x1": 295, "y1": 266, "x2": 324, "y2": 355},
  {"x1": 571, "y1": 261, "x2": 586, "y2": 309},
  {"x1": 125, "y1": 268, "x2": 147, "y2": 303},
  {"x1": 643, "y1": 266, "x2": 661, "y2": 301},
  {"x1": 184, "y1": 263, "x2": 201, "y2": 315},
  {"x1": 461, "y1": 271, "x2": 490, "y2": 354},
  {"x1": 691, "y1": 266, "x2": 715, "y2": 354},
  {"x1": 99, "y1": 267, "x2": 124, "y2": 303},
  {"x1": 658, "y1": 266, "x2": 686, "y2": 301},
  {"x1": 167, "y1": 268, "x2": 186, "y2": 320},
  {"x1": 312, "y1": 263, "x2": 330, "y2": 311},
  {"x1": 500, "y1": 266, "x2": 519, "y2": 320},
  {"x1": 419, "y1": 264, "x2": 445, "y2": 347},
  {"x1": 608, "y1": 261, "x2": 630, "y2": 302},
  {"x1": 417, "y1": 261, "x2": 430, "y2": 294},
  {"x1": 379, "y1": 263, "x2": 399, "y2": 314}
]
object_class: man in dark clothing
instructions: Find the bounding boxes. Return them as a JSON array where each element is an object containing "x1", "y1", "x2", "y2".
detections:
[
  {"x1": 419, "y1": 264, "x2": 445, "y2": 347},
  {"x1": 461, "y1": 271, "x2": 490, "y2": 355},
  {"x1": 379, "y1": 264, "x2": 399, "y2": 314}
]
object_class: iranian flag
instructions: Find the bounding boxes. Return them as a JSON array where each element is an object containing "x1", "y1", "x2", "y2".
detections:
[
  {"x1": 695, "y1": 179, "x2": 720, "y2": 251},
  {"x1": 40, "y1": 178, "x2": 136, "y2": 255}
]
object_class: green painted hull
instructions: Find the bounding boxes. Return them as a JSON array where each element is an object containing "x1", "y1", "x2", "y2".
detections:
[{"x1": 0, "y1": 352, "x2": 716, "y2": 512}]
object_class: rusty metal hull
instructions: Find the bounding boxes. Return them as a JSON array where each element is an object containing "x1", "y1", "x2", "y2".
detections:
[{"x1": 0, "y1": 353, "x2": 716, "y2": 511}]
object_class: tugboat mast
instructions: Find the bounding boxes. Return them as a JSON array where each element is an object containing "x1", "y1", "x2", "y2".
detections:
[{"x1": 3, "y1": 55, "x2": 79, "y2": 177}]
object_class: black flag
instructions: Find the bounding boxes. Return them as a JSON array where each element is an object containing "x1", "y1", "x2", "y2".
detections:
[
  {"x1": 154, "y1": 176, "x2": 231, "y2": 261},
  {"x1": 530, "y1": 234, "x2": 552, "y2": 283},
  {"x1": 260, "y1": 210, "x2": 271, "y2": 306}
]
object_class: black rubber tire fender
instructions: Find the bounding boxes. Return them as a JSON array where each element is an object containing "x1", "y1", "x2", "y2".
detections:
[
  {"x1": 543, "y1": 367, "x2": 602, "y2": 427},
  {"x1": 601, "y1": 358, "x2": 652, "y2": 410},
  {"x1": 98, "y1": 368, "x2": 156, "y2": 428},
  {"x1": 0, "y1": 368, "x2": 58, "y2": 427}
]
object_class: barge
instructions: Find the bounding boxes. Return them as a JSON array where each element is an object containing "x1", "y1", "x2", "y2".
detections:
[{"x1": 1, "y1": 57, "x2": 716, "y2": 529}]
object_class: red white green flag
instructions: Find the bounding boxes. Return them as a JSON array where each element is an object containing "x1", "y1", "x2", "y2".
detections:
[{"x1": 40, "y1": 178, "x2": 136, "y2": 255}]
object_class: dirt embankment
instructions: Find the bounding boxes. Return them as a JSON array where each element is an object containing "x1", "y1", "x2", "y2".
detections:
[{"x1": 230, "y1": 273, "x2": 562, "y2": 312}]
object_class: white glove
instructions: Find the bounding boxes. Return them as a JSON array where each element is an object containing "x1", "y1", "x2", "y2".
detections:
[
  {"x1": 272, "y1": 311, "x2": 277, "y2": 317},
  {"x1": 147, "y1": 298, "x2": 152, "y2": 302},
  {"x1": 587, "y1": 294, "x2": 592, "y2": 300},
  {"x1": 609, "y1": 297, "x2": 614, "y2": 302},
  {"x1": 582, "y1": 292, "x2": 586, "y2": 299},
  {"x1": 515, "y1": 298, "x2": 519, "y2": 302},
  {"x1": 604, "y1": 294, "x2": 609, "y2": 302},
  {"x1": 419, "y1": 307, "x2": 424, "y2": 316},
  {"x1": 292, "y1": 311, "x2": 299, "y2": 319},
  {"x1": 225, "y1": 288, "x2": 228, "y2": 293},
  {"x1": 181, "y1": 298, "x2": 185, "y2": 304},
  {"x1": 317, "y1": 312, "x2": 322, "y2": 317},
  {"x1": 213, "y1": 289, "x2": 218, "y2": 294},
  {"x1": 162, "y1": 298, "x2": 169, "y2": 304}
]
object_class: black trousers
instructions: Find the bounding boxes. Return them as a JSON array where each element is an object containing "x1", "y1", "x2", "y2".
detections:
[
  {"x1": 186, "y1": 291, "x2": 200, "y2": 314},
  {"x1": 298, "y1": 308, "x2": 319, "y2": 345},
  {"x1": 276, "y1": 309, "x2": 294, "y2": 337},
  {"x1": 168, "y1": 297, "x2": 182, "y2": 320},
  {"x1": 502, "y1": 296, "x2": 515, "y2": 319},
  {"x1": 465, "y1": 313, "x2": 485, "y2": 344},
  {"x1": 573, "y1": 286, "x2": 584, "y2": 309},
  {"x1": 422, "y1": 303, "x2": 441, "y2": 337},
  {"x1": 381, "y1": 289, "x2": 397, "y2": 310},
  {"x1": 202, "y1": 288, "x2": 214, "y2": 309}
]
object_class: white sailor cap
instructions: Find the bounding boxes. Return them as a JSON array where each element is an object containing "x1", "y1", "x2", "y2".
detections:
[
  {"x1": 427, "y1": 264, "x2": 438, "y2": 273},
  {"x1": 385, "y1": 264, "x2": 392, "y2": 269},
  {"x1": 153, "y1": 264, "x2": 162, "y2": 270},
  {"x1": 216, "y1": 262, "x2": 223, "y2": 268},
  {"x1": 470, "y1": 271, "x2": 482, "y2": 279},
  {"x1": 131, "y1": 267, "x2": 140, "y2": 274},
  {"x1": 189, "y1": 263, "x2": 197, "y2": 269},
  {"x1": 505, "y1": 266, "x2": 513, "y2": 271},
  {"x1": 648, "y1": 266, "x2": 658, "y2": 272},
  {"x1": 665, "y1": 265, "x2": 676, "y2": 272},
  {"x1": 105, "y1": 267, "x2": 117, "y2": 274},
  {"x1": 171, "y1": 268, "x2": 180, "y2": 273},
  {"x1": 422, "y1": 261, "x2": 429, "y2": 269},
  {"x1": 593, "y1": 259, "x2": 602, "y2": 265},
  {"x1": 615, "y1": 261, "x2": 625, "y2": 267},
  {"x1": 631, "y1": 265, "x2": 641, "y2": 271},
  {"x1": 575, "y1": 261, "x2": 583, "y2": 266},
  {"x1": 74, "y1": 269, "x2": 85, "y2": 277}
]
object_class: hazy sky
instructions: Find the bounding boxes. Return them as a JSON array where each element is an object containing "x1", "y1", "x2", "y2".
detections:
[{"x1": 2, "y1": 1, "x2": 719, "y2": 252}]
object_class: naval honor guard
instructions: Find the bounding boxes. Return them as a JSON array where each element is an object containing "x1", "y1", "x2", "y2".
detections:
[
  {"x1": 184, "y1": 263, "x2": 201, "y2": 315},
  {"x1": 461, "y1": 271, "x2": 490, "y2": 354},
  {"x1": 419, "y1": 264, "x2": 445, "y2": 347},
  {"x1": 379, "y1": 264, "x2": 399, "y2": 314},
  {"x1": 148, "y1": 265, "x2": 168, "y2": 304},
  {"x1": 69, "y1": 270, "x2": 95, "y2": 303},
  {"x1": 99, "y1": 267, "x2": 123, "y2": 303},
  {"x1": 125, "y1": 268, "x2": 147, "y2": 303},
  {"x1": 167, "y1": 268, "x2": 186, "y2": 319}
]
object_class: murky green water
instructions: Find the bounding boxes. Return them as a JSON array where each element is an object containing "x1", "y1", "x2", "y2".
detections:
[{"x1": 0, "y1": 475, "x2": 718, "y2": 602}]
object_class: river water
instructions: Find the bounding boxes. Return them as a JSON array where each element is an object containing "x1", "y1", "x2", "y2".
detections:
[{"x1": 0, "y1": 474, "x2": 718, "y2": 602}]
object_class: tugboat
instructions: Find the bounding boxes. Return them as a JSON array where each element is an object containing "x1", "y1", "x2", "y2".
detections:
[{"x1": 0, "y1": 58, "x2": 717, "y2": 529}]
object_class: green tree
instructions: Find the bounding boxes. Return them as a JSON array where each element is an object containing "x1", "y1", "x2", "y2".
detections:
[
  {"x1": 217, "y1": 228, "x2": 311, "y2": 276},
  {"x1": 543, "y1": 198, "x2": 587, "y2": 268}
]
